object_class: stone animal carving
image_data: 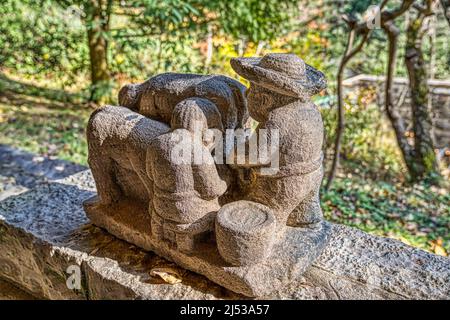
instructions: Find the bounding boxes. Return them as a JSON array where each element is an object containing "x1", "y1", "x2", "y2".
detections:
[
  {"x1": 147, "y1": 98, "x2": 227, "y2": 254},
  {"x1": 86, "y1": 105, "x2": 170, "y2": 206},
  {"x1": 118, "y1": 73, "x2": 249, "y2": 130},
  {"x1": 87, "y1": 73, "x2": 246, "y2": 210}
]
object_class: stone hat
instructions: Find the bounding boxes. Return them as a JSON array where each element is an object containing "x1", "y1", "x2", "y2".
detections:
[{"x1": 230, "y1": 53, "x2": 327, "y2": 98}]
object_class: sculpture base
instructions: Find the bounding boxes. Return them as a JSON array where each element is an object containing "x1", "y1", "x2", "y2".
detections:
[{"x1": 83, "y1": 196, "x2": 331, "y2": 297}]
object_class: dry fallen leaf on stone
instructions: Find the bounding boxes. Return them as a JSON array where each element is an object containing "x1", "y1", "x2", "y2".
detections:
[
  {"x1": 150, "y1": 267, "x2": 183, "y2": 284},
  {"x1": 431, "y1": 239, "x2": 447, "y2": 257},
  {"x1": 89, "y1": 247, "x2": 100, "y2": 255},
  {"x1": 434, "y1": 245, "x2": 447, "y2": 257}
]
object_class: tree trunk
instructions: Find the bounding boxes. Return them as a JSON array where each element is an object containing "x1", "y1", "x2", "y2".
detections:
[
  {"x1": 404, "y1": 4, "x2": 440, "y2": 183},
  {"x1": 204, "y1": 24, "x2": 213, "y2": 73},
  {"x1": 382, "y1": 22, "x2": 417, "y2": 175},
  {"x1": 440, "y1": 0, "x2": 450, "y2": 27},
  {"x1": 85, "y1": 0, "x2": 112, "y2": 103},
  {"x1": 325, "y1": 26, "x2": 369, "y2": 190}
]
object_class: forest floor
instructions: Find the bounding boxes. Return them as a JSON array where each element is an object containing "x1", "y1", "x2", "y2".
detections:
[{"x1": 0, "y1": 83, "x2": 449, "y2": 257}]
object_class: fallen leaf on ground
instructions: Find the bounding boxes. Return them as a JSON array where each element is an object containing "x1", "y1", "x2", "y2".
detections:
[
  {"x1": 430, "y1": 239, "x2": 448, "y2": 257},
  {"x1": 150, "y1": 267, "x2": 183, "y2": 284},
  {"x1": 434, "y1": 245, "x2": 447, "y2": 257}
]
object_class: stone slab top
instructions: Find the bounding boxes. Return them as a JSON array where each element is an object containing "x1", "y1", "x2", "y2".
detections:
[{"x1": 0, "y1": 170, "x2": 449, "y2": 299}]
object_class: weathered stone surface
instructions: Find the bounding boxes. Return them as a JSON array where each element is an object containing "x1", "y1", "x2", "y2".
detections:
[
  {"x1": 85, "y1": 195, "x2": 330, "y2": 297},
  {"x1": 1, "y1": 170, "x2": 449, "y2": 300},
  {"x1": 84, "y1": 54, "x2": 330, "y2": 296},
  {"x1": 118, "y1": 73, "x2": 248, "y2": 129},
  {"x1": 230, "y1": 54, "x2": 326, "y2": 99},
  {"x1": 0, "y1": 171, "x2": 241, "y2": 300},
  {"x1": 215, "y1": 201, "x2": 277, "y2": 266},
  {"x1": 0, "y1": 279, "x2": 36, "y2": 300},
  {"x1": 0, "y1": 144, "x2": 85, "y2": 201},
  {"x1": 87, "y1": 105, "x2": 170, "y2": 205}
]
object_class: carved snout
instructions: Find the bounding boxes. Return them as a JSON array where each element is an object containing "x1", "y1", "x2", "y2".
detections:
[{"x1": 118, "y1": 83, "x2": 143, "y2": 111}]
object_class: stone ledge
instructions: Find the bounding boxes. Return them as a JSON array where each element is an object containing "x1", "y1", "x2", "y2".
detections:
[
  {"x1": 0, "y1": 279, "x2": 37, "y2": 300},
  {"x1": 0, "y1": 144, "x2": 86, "y2": 201},
  {"x1": 0, "y1": 170, "x2": 449, "y2": 300}
]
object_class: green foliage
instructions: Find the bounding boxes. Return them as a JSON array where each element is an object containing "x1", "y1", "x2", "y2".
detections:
[
  {"x1": 89, "y1": 80, "x2": 115, "y2": 104},
  {"x1": 2, "y1": 0, "x2": 448, "y2": 88},
  {"x1": 212, "y1": 0, "x2": 299, "y2": 43},
  {"x1": 0, "y1": 0, "x2": 89, "y2": 84},
  {"x1": 109, "y1": 33, "x2": 204, "y2": 79},
  {"x1": 1, "y1": 0, "x2": 304, "y2": 97},
  {"x1": 321, "y1": 88, "x2": 404, "y2": 181},
  {"x1": 342, "y1": 0, "x2": 391, "y2": 16},
  {"x1": 281, "y1": 30, "x2": 329, "y2": 72},
  {"x1": 114, "y1": 0, "x2": 204, "y2": 38},
  {"x1": 0, "y1": 99, "x2": 89, "y2": 164},
  {"x1": 322, "y1": 177, "x2": 450, "y2": 255}
]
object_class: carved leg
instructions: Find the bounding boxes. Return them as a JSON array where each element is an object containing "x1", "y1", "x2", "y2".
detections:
[
  {"x1": 151, "y1": 214, "x2": 164, "y2": 241},
  {"x1": 88, "y1": 153, "x2": 122, "y2": 205},
  {"x1": 287, "y1": 181, "x2": 323, "y2": 227},
  {"x1": 129, "y1": 153, "x2": 153, "y2": 202},
  {"x1": 176, "y1": 232, "x2": 195, "y2": 254}
]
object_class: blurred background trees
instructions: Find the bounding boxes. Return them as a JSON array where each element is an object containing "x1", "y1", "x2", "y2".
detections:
[
  {"x1": 326, "y1": 0, "x2": 446, "y2": 189},
  {"x1": 1, "y1": 0, "x2": 448, "y2": 182},
  {"x1": 1, "y1": 0, "x2": 300, "y2": 102}
]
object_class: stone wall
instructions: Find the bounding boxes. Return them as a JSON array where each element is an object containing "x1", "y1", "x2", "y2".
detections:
[{"x1": 342, "y1": 74, "x2": 450, "y2": 151}]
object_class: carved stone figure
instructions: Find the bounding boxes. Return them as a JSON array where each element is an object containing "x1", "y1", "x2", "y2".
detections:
[
  {"x1": 147, "y1": 98, "x2": 227, "y2": 254},
  {"x1": 84, "y1": 54, "x2": 331, "y2": 297},
  {"x1": 118, "y1": 73, "x2": 249, "y2": 130},
  {"x1": 230, "y1": 53, "x2": 327, "y2": 228},
  {"x1": 86, "y1": 105, "x2": 169, "y2": 206}
]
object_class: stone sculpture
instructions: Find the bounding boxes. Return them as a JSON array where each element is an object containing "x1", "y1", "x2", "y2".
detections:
[
  {"x1": 86, "y1": 105, "x2": 170, "y2": 206},
  {"x1": 118, "y1": 73, "x2": 249, "y2": 129},
  {"x1": 84, "y1": 53, "x2": 331, "y2": 297},
  {"x1": 229, "y1": 53, "x2": 326, "y2": 227},
  {"x1": 148, "y1": 98, "x2": 227, "y2": 254}
]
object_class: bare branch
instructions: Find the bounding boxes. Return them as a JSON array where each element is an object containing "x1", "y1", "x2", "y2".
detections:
[
  {"x1": 355, "y1": 0, "x2": 415, "y2": 32},
  {"x1": 380, "y1": 0, "x2": 390, "y2": 10},
  {"x1": 325, "y1": 0, "x2": 417, "y2": 190},
  {"x1": 325, "y1": 28, "x2": 370, "y2": 190}
]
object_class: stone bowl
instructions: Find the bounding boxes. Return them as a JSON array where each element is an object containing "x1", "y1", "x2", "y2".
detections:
[{"x1": 215, "y1": 200, "x2": 276, "y2": 266}]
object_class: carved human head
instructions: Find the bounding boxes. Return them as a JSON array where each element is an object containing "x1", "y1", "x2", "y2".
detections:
[
  {"x1": 171, "y1": 99, "x2": 209, "y2": 134},
  {"x1": 230, "y1": 53, "x2": 327, "y2": 122},
  {"x1": 246, "y1": 84, "x2": 296, "y2": 122}
]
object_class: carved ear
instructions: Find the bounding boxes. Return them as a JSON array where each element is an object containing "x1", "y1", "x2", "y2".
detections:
[
  {"x1": 118, "y1": 84, "x2": 141, "y2": 111},
  {"x1": 260, "y1": 92, "x2": 273, "y2": 108}
]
